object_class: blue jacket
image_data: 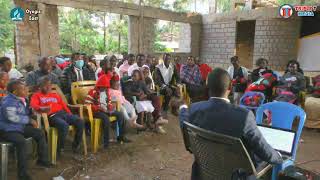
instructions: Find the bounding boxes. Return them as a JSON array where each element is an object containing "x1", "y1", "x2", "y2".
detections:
[
  {"x1": 179, "y1": 98, "x2": 282, "y2": 179},
  {"x1": 0, "y1": 94, "x2": 30, "y2": 132}
]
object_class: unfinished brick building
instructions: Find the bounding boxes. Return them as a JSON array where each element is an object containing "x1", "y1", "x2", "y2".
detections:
[{"x1": 12, "y1": 0, "x2": 319, "y2": 72}]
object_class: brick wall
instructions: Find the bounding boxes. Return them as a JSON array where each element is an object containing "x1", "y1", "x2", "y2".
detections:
[
  {"x1": 253, "y1": 19, "x2": 300, "y2": 71},
  {"x1": 200, "y1": 20, "x2": 236, "y2": 69}
]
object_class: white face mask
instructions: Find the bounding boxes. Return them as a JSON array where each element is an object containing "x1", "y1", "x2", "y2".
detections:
[
  {"x1": 100, "y1": 91, "x2": 107, "y2": 104},
  {"x1": 99, "y1": 91, "x2": 108, "y2": 112}
]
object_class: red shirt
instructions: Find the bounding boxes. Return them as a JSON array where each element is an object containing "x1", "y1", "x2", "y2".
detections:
[
  {"x1": 198, "y1": 64, "x2": 212, "y2": 81},
  {"x1": 176, "y1": 64, "x2": 181, "y2": 72},
  {"x1": 57, "y1": 61, "x2": 71, "y2": 70},
  {"x1": 30, "y1": 92, "x2": 71, "y2": 115}
]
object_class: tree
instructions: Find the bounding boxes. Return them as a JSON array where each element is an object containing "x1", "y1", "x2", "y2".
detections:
[
  {"x1": 173, "y1": 0, "x2": 190, "y2": 12},
  {"x1": 0, "y1": 0, "x2": 15, "y2": 55},
  {"x1": 277, "y1": 0, "x2": 320, "y2": 5}
]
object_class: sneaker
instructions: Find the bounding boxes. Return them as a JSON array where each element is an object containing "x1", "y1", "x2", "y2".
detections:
[
  {"x1": 155, "y1": 126, "x2": 166, "y2": 134},
  {"x1": 117, "y1": 136, "x2": 132, "y2": 143},
  {"x1": 155, "y1": 117, "x2": 168, "y2": 125},
  {"x1": 36, "y1": 160, "x2": 54, "y2": 168},
  {"x1": 130, "y1": 119, "x2": 145, "y2": 129}
]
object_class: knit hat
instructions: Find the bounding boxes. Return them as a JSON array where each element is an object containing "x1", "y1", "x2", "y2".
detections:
[{"x1": 96, "y1": 74, "x2": 111, "y2": 88}]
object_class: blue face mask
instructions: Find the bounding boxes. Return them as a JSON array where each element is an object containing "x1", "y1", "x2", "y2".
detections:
[{"x1": 75, "y1": 60, "x2": 84, "y2": 69}]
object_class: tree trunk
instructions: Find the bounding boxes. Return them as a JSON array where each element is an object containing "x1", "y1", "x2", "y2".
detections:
[
  {"x1": 103, "y1": 12, "x2": 107, "y2": 52},
  {"x1": 118, "y1": 14, "x2": 123, "y2": 53}
]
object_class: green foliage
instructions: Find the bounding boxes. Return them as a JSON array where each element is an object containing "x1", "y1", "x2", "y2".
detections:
[
  {"x1": 59, "y1": 8, "x2": 129, "y2": 54},
  {"x1": 277, "y1": 0, "x2": 320, "y2": 5},
  {"x1": 173, "y1": 0, "x2": 190, "y2": 12},
  {"x1": 0, "y1": 0, "x2": 14, "y2": 55},
  {"x1": 217, "y1": 0, "x2": 232, "y2": 13}
]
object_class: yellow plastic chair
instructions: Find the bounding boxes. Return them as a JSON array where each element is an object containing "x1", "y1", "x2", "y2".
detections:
[
  {"x1": 35, "y1": 85, "x2": 87, "y2": 165},
  {"x1": 154, "y1": 85, "x2": 164, "y2": 105},
  {"x1": 71, "y1": 81, "x2": 120, "y2": 153},
  {"x1": 40, "y1": 113, "x2": 87, "y2": 165},
  {"x1": 181, "y1": 83, "x2": 191, "y2": 105}
]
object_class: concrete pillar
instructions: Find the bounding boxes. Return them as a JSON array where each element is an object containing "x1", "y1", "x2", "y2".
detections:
[
  {"x1": 14, "y1": 0, "x2": 59, "y2": 67},
  {"x1": 14, "y1": 0, "x2": 40, "y2": 66},
  {"x1": 177, "y1": 24, "x2": 191, "y2": 53},
  {"x1": 128, "y1": 16, "x2": 156, "y2": 54},
  {"x1": 38, "y1": 3, "x2": 60, "y2": 58},
  {"x1": 190, "y1": 23, "x2": 201, "y2": 57}
]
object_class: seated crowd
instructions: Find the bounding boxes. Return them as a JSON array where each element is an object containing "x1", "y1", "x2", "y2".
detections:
[{"x1": 0, "y1": 52, "x2": 317, "y2": 180}]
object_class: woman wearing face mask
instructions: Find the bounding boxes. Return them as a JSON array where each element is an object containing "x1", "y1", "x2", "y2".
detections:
[{"x1": 60, "y1": 52, "x2": 96, "y2": 100}]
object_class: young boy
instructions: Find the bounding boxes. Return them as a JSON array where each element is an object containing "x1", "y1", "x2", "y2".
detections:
[
  {"x1": 0, "y1": 80, "x2": 51, "y2": 180},
  {"x1": 85, "y1": 74, "x2": 131, "y2": 148},
  {"x1": 0, "y1": 72, "x2": 9, "y2": 98},
  {"x1": 30, "y1": 76, "x2": 84, "y2": 154}
]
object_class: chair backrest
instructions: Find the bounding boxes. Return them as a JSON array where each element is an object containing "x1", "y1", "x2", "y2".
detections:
[
  {"x1": 71, "y1": 81, "x2": 96, "y2": 105},
  {"x1": 51, "y1": 84, "x2": 68, "y2": 104},
  {"x1": 183, "y1": 121, "x2": 257, "y2": 179},
  {"x1": 256, "y1": 102, "x2": 306, "y2": 160}
]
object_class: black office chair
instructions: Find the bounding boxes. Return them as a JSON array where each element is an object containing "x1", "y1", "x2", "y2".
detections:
[{"x1": 183, "y1": 121, "x2": 272, "y2": 180}]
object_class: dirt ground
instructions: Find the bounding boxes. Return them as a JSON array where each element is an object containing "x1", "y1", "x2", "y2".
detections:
[{"x1": 8, "y1": 113, "x2": 320, "y2": 180}]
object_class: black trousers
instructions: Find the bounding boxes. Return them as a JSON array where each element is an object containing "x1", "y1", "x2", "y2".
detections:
[
  {"x1": 160, "y1": 86, "x2": 180, "y2": 111},
  {"x1": 0, "y1": 126, "x2": 49, "y2": 177},
  {"x1": 93, "y1": 111, "x2": 126, "y2": 147},
  {"x1": 49, "y1": 111, "x2": 84, "y2": 151}
]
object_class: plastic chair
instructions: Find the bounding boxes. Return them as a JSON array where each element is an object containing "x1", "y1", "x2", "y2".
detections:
[
  {"x1": 180, "y1": 83, "x2": 191, "y2": 105},
  {"x1": 256, "y1": 102, "x2": 306, "y2": 180},
  {"x1": 183, "y1": 121, "x2": 272, "y2": 179},
  {"x1": 71, "y1": 81, "x2": 120, "y2": 153},
  {"x1": 41, "y1": 113, "x2": 87, "y2": 165},
  {"x1": 0, "y1": 138, "x2": 33, "y2": 180}
]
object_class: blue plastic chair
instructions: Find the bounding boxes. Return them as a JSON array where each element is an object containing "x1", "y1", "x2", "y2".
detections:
[
  {"x1": 256, "y1": 102, "x2": 306, "y2": 180},
  {"x1": 240, "y1": 91, "x2": 265, "y2": 110}
]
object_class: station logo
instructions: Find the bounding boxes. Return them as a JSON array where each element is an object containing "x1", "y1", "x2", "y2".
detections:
[
  {"x1": 279, "y1": 4, "x2": 294, "y2": 18},
  {"x1": 10, "y1": 7, "x2": 25, "y2": 21}
]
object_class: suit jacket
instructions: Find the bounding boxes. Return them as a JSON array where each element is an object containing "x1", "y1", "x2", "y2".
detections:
[
  {"x1": 179, "y1": 98, "x2": 282, "y2": 179},
  {"x1": 60, "y1": 64, "x2": 96, "y2": 97}
]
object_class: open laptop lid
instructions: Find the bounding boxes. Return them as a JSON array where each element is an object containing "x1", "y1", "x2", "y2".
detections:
[{"x1": 257, "y1": 125, "x2": 297, "y2": 156}]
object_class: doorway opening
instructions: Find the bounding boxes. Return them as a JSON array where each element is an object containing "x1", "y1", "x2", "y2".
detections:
[{"x1": 236, "y1": 20, "x2": 256, "y2": 69}]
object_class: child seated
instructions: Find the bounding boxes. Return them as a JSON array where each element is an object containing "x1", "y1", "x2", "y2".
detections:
[
  {"x1": 0, "y1": 80, "x2": 52, "y2": 180},
  {"x1": 85, "y1": 74, "x2": 131, "y2": 148},
  {"x1": 124, "y1": 70, "x2": 155, "y2": 114},
  {"x1": 109, "y1": 75, "x2": 143, "y2": 129},
  {"x1": 0, "y1": 72, "x2": 9, "y2": 99},
  {"x1": 124, "y1": 70, "x2": 168, "y2": 133},
  {"x1": 30, "y1": 76, "x2": 84, "y2": 154}
]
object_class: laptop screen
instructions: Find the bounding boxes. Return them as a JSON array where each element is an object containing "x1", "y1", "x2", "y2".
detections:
[{"x1": 258, "y1": 125, "x2": 296, "y2": 155}]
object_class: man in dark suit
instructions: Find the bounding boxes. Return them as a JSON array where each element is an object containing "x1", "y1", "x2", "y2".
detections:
[{"x1": 176, "y1": 68, "x2": 283, "y2": 179}]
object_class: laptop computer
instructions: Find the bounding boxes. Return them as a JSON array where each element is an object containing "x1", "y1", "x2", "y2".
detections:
[{"x1": 257, "y1": 125, "x2": 297, "y2": 158}]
